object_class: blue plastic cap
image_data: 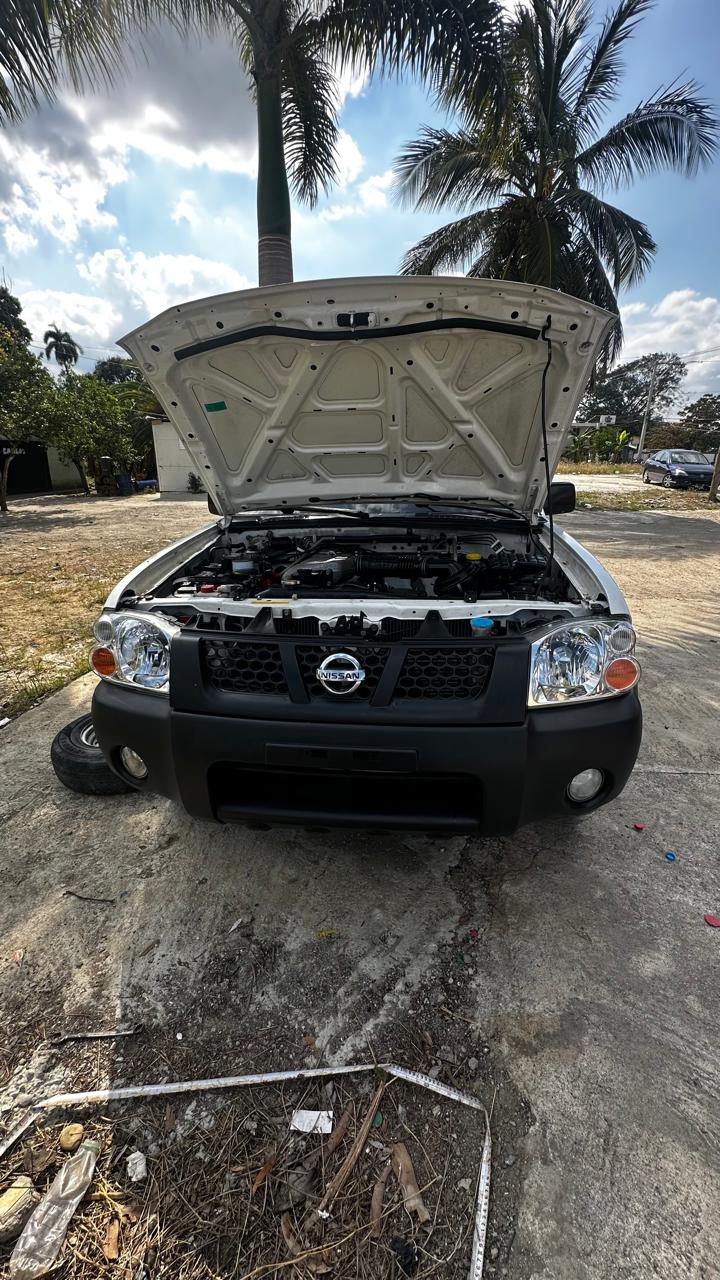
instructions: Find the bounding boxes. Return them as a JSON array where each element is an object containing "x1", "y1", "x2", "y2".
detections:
[{"x1": 471, "y1": 617, "x2": 494, "y2": 630}]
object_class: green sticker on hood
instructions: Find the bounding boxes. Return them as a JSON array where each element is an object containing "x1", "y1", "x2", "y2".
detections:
[{"x1": 204, "y1": 400, "x2": 227, "y2": 413}]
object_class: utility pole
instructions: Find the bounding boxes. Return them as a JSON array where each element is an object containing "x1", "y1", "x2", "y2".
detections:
[
  {"x1": 635, "y1": 361, "x2": 657, "y2": 459},
  {"x1": 710, "y1": 447, "x2": 720, "y2": 503}
]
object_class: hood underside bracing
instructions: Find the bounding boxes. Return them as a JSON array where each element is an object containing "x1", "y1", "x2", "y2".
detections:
[{"x1": 120, "y1": 276, "x2": 614, "y2": 517}]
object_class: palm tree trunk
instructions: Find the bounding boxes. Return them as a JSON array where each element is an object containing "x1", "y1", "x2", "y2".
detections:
[
  {"x1": 0, "y1": 455, "x2": 11, "y2": 513},
  {"x1": 255, "y1": 67, "x2": 293, "y2": 287}
]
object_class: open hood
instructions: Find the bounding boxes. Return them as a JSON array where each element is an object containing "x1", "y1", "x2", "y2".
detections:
[{"x1": 120, "y1": 276, "x2": 613, "y2": 516}]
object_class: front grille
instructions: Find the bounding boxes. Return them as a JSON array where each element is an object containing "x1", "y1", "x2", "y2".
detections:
[
  {"x1": 395, "y1": 647, "x2": 494, "y2": 699},
  {"x1": 200, "y1": 636, "x2": 495, "y2": 703},
  {"x1": 203, "y1": 640, "x2": 287, "y2": 695},
  {"x1": 297, "y1": 645, "x2": 390, "y2": 699}
]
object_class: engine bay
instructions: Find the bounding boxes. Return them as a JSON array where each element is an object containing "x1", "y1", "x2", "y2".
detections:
[{"x1": 152, "y1": 526, "x2": 574, "y2": 606}]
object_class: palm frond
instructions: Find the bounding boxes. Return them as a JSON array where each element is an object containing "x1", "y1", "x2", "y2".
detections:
[
  {"x1": 399, "y1": 209, "x2": 499, "y2": 275},
  {"x1": 281, "y1": 24, "x2": 339, "y2": 204},
  {"x1": 578, "y1": 81, "x2": 719, "y2": 186},
  {"x1": 316, "y1": 0, "x2": 506, "y2": 105},
  {"x1": 566, "y1": 0, "x2": 653, "y2": 128},
  {"x1": 570, "y1": 231, "x2": 623, "y2": 360},
  {"x1": 393, "y1": 126, "x2": 509, "y2": 212},
  {"x1": 566, "y1": 188, "x2": 655, "y2": 288},
  {"x1": 0, "y1": 0, "x2": 221, "y2": 125}
]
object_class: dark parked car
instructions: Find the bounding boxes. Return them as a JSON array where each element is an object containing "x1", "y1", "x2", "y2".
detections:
[{"x1": 642, "y1": 449, "x2": 714, "y2": 489}]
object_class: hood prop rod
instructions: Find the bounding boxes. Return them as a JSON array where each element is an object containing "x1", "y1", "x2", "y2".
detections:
[{"x1": 540, "y1": 316, "x2": 555, "y2": 574}]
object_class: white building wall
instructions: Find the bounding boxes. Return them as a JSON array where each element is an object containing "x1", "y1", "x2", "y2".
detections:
[
  {"x1": 47, "y1": 447, "x2": 80, "y2": 490},
  {"x1": 152, "y1": 420, "x2": 199, "y2": 493}
]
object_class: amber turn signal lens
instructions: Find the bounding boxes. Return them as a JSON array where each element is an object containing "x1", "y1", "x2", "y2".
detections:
[
  {"x1": 90, "y1": 645, "x2": 116, "y2": 677},
  {"x1": 604, "y1": 657, "x2": 639, "y2": 691}
]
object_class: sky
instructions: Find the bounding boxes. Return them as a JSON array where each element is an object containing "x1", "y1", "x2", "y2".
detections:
[{"x1": 0, "y1": 0, "x2": 718, "y2": 402}]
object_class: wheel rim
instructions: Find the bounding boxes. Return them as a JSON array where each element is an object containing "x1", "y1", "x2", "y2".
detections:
[
  {"x1": 662, "y1": 475, "x2": 673, "y2": 487},
  {"x1": 79, "y1": 722, "x2": 99, "y2": 749}
]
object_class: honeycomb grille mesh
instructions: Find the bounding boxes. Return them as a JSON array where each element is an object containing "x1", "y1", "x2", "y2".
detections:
[
  {"x1": 203, "y1": 640, "x2": 286, "y2": 695},
  {"x1": 201, "y1": 638, "x2": 494, "y2": 701},
  {"x1": 395, "y1": 647, "x2": 494, "y2": 699}
]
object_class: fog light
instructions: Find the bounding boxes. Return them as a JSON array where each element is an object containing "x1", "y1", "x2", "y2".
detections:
[
  {"x1": 567, "y1": 768, "x2": 604, "y2": 803},
  {"x1": 120, "y1": 747, "x2": 148, "y2": 780}
]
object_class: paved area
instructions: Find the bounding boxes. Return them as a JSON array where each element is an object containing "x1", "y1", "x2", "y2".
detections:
[
  {"x1": 1, "y1": 506, "x2": 719, "y2": 1278},
  {"x1": 562, "y1": 472, "x2": 645, "y2": 491}
]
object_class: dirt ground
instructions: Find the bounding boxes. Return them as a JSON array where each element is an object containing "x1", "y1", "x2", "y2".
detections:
[
  {"x1": 1, "y1": 499, "x2": 719, "y2": 1278},
  {"x1": 0, "y1": 493, "x2": 209, "y2": 718}
]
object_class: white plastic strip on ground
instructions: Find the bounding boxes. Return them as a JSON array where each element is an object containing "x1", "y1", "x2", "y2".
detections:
[{"x1": 0, "y1": 1060, "x2": 491, "y2": 1276}]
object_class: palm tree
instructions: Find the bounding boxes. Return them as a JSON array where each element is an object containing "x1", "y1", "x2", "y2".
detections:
[
  {"x1": 0, "y1": 2, "x2": 132, "y2": 124},
  {"x1": 134, "y1": 0, "x2": 506, "y2": 286},
  {"x1": 2, "y1": 1, "x2": 505, "y2": 288},
  {"x1": 44, "y1": 325, "x2": 83, "y2": 371},
  {"x1": 395, "y1": 0, "x2": 718, "y2": 358}
]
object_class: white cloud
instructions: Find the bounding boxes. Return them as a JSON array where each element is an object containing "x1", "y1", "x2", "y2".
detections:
[
  {"x1": 621, "y1": 290, "x2": 720, "y2": 396},
  {"x1": 77, "y1": 247, "x2": 253, "y2": 322},
  {"x1": 17, "y1": 249, "x2": 253, "y2": 366},
  {"x1": 171, "y1": 190, "x2": 201, "y2": 228},
  {"x1": 358, "y1": 169, "x2": 394, "y2": 211},
  {"x1": 0, "y1": 128, "x2": 125, "y2": 247},
  {"x1": 19, "y1": 289, "x2": 124, "y2": 349},
  {"x1": 335, "y1": 60, "x2": 369, "y2": 104},
  {"x1": 335, "y1": 130, "x2": 365, "y2": 189},
  {"x1": 3, "y1": 225, "x2": 38, "y2": 255},
  {"x1": 0, "y1": 23, "x2": 257, "y2": 255}
]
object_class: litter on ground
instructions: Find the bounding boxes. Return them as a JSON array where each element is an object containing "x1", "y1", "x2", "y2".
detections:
[{"x1": 0, "y1": 1062, "x2": 491, "y2": 1279}]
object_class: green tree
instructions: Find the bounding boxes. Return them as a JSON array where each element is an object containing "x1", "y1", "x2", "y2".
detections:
[
  {"x1": 0, "y1": 286, "x2": 32, "y2": 346},
  {"x1": 395, "y1": 0, "x2": 718, "y2": 359},
  {"x1": 44, "y1": 325, "x2": 84, "y2": 372},
  {"x1": 92, "y1": 356, "x2": 143, "y2": 386},
  {"x1": 114, "y1": 378, "x2": 165, "y2": 475},
  {"x1": 566, "y1": 423, "x2": 594, "y2": 462},
  {"x1": 46, "y1": 374, "x2": 136, "y2": 494},
  {"x1": 678, "y1": 393, "x2": 720, "y2": 447},
  {"x1": 578, "y1": 352, "x2": 687, "y2": 429},
  {"x1": 0, "y1": 328, "x2": 55, "y2": 513}
]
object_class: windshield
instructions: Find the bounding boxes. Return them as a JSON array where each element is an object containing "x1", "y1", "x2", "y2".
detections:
[{"x1": 669, "y1": 451, "x2": 708, "y2": 464}]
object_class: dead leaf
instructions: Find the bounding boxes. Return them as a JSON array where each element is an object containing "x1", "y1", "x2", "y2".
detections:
[
  {"x1": 103, "y1": 1217, "x2": 120, "y2": 1262},
  {"x1": 251, "y1": 1152, "x2": 277, "y2": 1197},
  {"x1": 370, "y1": 1160, "x2": 392, "y2": 1238},
  {"x1": 23, "y1": 1147, "x2": 56, "y2": 1179},
  {"x1": 281, "y1": 1214, "x2": 333, "y2": 1275},
  {"x1": 310, "y1": 1081, "x2": 387, "y2": 1223},
  {"x1": 11, "y1": 949, "x2": 24, "y2": 966},
  {"x1": 316, "y1": 928, "x2": 338, "y2": 940},
  {"x1": 303, "y1": 1033, "x2": 317, "y2": 1048},
  {"x1": 163, "y1": 1104, "x2": 176, "y2": 1134},
  {"x1": 281, "y1": 1213, "x2": 301, "y2": 1257},
  {"x1": 326, "y1": 1102, "x2": 353, "y2": 1155},
  {"x1": 391, "y1": 1143, "x2": 431, "y2": 1225}
]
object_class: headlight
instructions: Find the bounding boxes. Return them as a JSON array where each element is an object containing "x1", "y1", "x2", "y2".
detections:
[
  {"x1": 90, "y1": 611, "x2": 180, "y2": 693},
  {"x1": 673, "y1": 467, "x2": 687, "y2": 475},
  {"x1": 529, "y1": 620, "x2": 639, "y2": 707}
]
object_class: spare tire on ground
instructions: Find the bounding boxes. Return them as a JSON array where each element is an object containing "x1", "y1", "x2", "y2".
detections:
[{"x1": 50, "y1": 714, "x2": 130, "y2": 796}]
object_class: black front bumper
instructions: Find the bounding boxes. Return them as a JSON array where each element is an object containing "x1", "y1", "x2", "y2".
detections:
[{"x1": 91, "y1": 680, "x2": 642, "y2": 834}]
